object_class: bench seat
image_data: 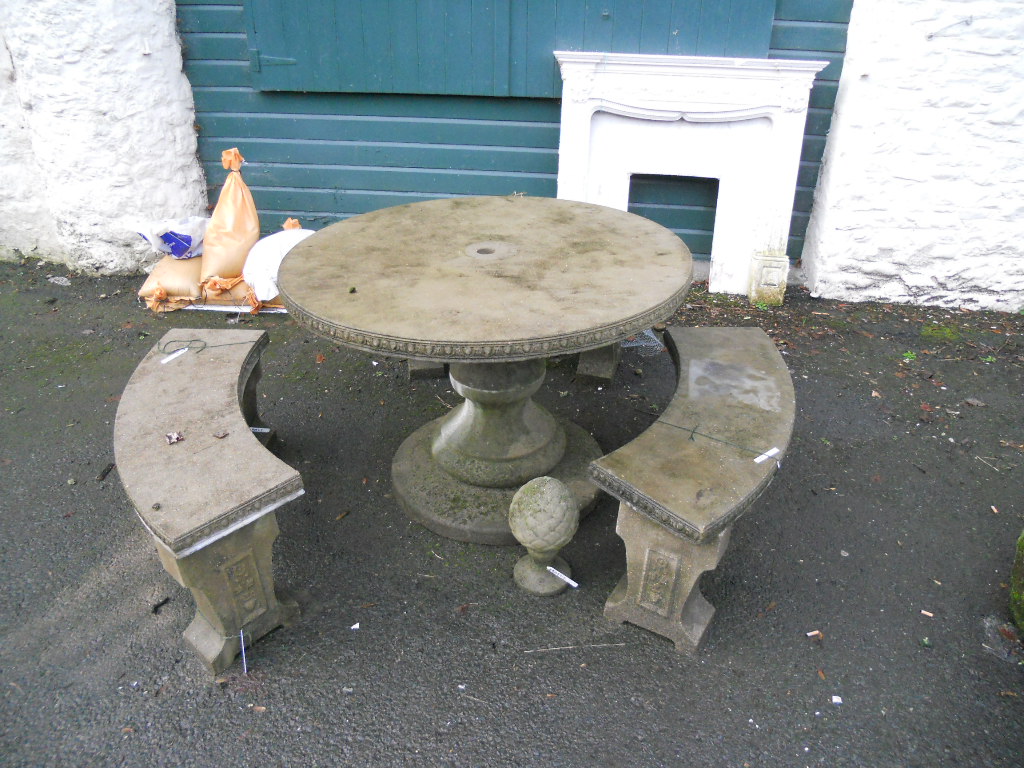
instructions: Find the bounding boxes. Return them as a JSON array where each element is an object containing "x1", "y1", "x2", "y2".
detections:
[
  {"x1": 114, "y1": 329, "x2": 302, "y2": 673},
  {"x1": 589, "y1": 326, "x2": 795, "y2": 652}
]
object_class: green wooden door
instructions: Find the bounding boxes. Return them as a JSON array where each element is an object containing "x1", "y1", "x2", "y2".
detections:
[
  {"x1": 179, "y1": 0, "x2": 852, "y2": 262},
  {"x1": 244, "y1": 0, "x2": 776, "y2": 97},
  {"x1": 245, "y1": 0, "x2": 513, "y2": 96}
]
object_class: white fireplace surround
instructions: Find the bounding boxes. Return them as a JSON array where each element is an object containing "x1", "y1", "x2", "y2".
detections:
[{"x1": 555, "y1": 51, "x2": 825, "y2": 298}]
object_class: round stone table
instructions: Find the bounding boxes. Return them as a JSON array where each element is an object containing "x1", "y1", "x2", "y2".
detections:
[{"x1": 278, "y1": 195, "x2": 692, "y2": 544}]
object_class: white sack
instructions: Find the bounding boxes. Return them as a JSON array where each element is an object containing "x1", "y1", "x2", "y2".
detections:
[{"x1": 242, "y1": 228, "x2": 315, "y2": 301}]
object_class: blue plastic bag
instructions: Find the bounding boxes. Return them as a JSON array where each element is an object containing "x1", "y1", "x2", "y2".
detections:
[{"x1": 138, "y1": 216, "x2": 209, "y2": 259}]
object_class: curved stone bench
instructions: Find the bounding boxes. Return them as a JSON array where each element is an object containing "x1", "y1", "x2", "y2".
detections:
[
  {"x1": 589, "y1": 326, "x2": 795, "y2": 652},
  {"x1": 114, "y1": 329, "x2": 302, "y2": 674}
]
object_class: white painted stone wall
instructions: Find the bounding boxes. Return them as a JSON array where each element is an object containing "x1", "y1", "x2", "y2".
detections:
[
  {"x1": 1, "y1": 0, "x2": 1022, "y2": 312},
  {"x1": 803, "y1": 0, "x2": 1024, "y2": 311},
  {"x1": 0, "y1": 0, "x2": 205, "y2": 273}
]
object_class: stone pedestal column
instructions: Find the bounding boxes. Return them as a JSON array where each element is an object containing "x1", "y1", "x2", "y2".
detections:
[
  {"x1": 432, "y1": 360, "x2": 566, "y2": 487},
  {"x1": 605, "y1": 502, "x2": 731, "y2": 653},
  {"x1": 392, "y1": 359, "x2": 600, "y2": 545},
  {"x1": 155, "y1": 514, "x2": 298, "y2": 674}
]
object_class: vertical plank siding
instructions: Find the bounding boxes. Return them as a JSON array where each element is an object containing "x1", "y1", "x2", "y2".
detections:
[
  {"x1": 177, "y1": 0, "x2": 851, "y2": 261},
  {"x1": 770, "y1": 0, "x2": 853, "y2": 257}
]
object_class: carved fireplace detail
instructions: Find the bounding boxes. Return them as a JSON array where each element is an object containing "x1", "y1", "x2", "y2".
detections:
[{"x1": 555, "y1": 51, "x2": 825, "y2": 302}]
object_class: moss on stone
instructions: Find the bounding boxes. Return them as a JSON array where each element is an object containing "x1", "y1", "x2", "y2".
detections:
[
  {"x1": 920, "y1": 323, "x2": 962, "y2": 342},
  {"x1": 750, "y1": 283, "x2": 786, "y2": 306},
  {"x1": 1012, "y1": 528, "x2": 1024, "y2": 631}
]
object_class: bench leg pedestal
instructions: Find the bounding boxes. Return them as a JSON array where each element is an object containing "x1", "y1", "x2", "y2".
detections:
[
  {"x1": 405, "y1": 358, "x2": 447, "y2": 380},
  {"x1": 605, "y1": 502, "x2": 731, "y2": 653},
  {"x1": 155, "y1": 513, "x2": 298, "y2": 674},
  {"x1": 576, "y1": 344, "x2": 621, "y2": 383}
]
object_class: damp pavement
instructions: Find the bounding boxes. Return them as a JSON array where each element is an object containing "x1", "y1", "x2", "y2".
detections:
[{"x1": 1, "y1": 260, "x2": 1022, "y2": 767}]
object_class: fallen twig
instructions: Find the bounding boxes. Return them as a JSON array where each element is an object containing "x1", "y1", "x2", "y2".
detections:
[
  {"x1": 523, "y1": 642, "x2": 627, "y2": 654},
  {"x1": 975, "y1": 456, "x2": 1001, "y2": 472}
]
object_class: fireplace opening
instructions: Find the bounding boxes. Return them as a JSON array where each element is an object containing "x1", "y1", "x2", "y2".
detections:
[
  {"x1": 555, "y1": 51, "x2": 824, "y2": 297},
  {"x1": 628, "y1": 174, "x2": 720, "y2": 264}
]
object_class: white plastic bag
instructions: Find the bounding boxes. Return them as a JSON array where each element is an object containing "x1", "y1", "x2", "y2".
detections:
[
  {"x1": 137, "y1": 216, "x2": 209, "y2": 259},
  {"x1": 242, "y1": 228, "x2": 315, "y2": 302}
]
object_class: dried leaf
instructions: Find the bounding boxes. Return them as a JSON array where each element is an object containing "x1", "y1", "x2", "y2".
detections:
[
  {"x1": 315, "y1": 353, "x2": 326, "y2": 364},
  {"x1": 998, "y1": 625, "x2": 1019, "y2": 643}
]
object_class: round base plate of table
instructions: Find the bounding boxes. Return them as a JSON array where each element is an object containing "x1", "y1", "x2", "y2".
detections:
[{"x1": 392, "y1": 417, "x2": 602, "y2": 545}]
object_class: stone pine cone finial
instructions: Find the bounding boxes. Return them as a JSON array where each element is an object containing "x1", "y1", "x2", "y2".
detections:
[{"x1": 508, "y1": 476, "x2": 579, "y2": 596}]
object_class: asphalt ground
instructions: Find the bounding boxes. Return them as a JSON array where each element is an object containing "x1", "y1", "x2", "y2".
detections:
[{"x1": 1, "y1": 259, "x2": 1022, "y2": 767}]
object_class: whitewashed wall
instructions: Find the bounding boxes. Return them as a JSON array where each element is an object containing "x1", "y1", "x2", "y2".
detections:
[
  {"x1": 0, "y1": 0, "x2": 205, "y2": 273},
  {"x1": 803, "y1": 0, "x2": 1024, "y2": 311},
  {"x1": 1, "y1": 1, "x2": 1022, "y2": 311}
]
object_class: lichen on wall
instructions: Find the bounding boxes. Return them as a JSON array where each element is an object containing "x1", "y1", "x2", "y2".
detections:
[
  {"x1": 0, "y1": 0, "x2": 206, "y2": 273},
  {"x1": 802, "y1": 0, "x2": 1024, "y2": 311}
]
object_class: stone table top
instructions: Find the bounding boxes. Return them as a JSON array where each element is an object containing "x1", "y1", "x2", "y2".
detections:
[{"x1": 278, "y1": 195, "x2": 692, "y2": 362}]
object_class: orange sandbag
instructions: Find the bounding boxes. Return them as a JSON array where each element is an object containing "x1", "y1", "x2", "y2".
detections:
[
  {"x1": 138, "y1": 255, "x2": 203, "y2": 312},
  {"x1": 202, "y1": 275, "x2": 246, "y2": 297},
  {"x1": 244, "y1": 286, "x2": 286, "y2": 315},
  {"x1": 200, "y1": 277, "x2": 253, "y2": 307},
  {"x1": 200, "y1": 148, "x2": 259, "y2": 281}
]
